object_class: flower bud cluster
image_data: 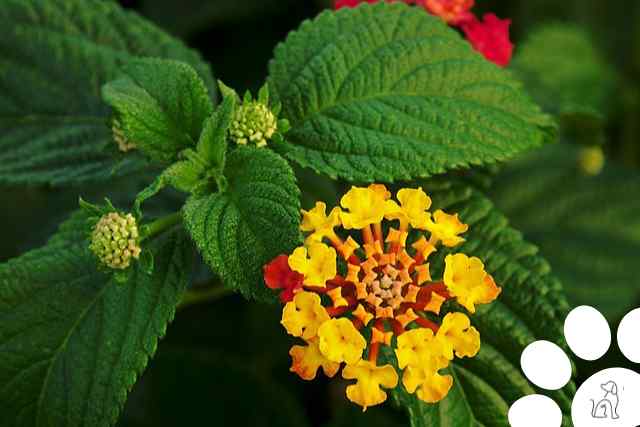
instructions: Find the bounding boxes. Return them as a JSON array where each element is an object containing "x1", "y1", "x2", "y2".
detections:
[
  {"x1": 230, "y1": 102, "x2": 277, "y2": 148},
  {"x1": 90, "y1": 212, "x2": 141, "y2": 270}
]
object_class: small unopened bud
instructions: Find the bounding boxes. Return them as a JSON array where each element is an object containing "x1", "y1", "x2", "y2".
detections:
[
  {"x1": 112, "y1": 119, "x2": 136, "y2": 153},
  {"x1": 579, "y1": 146, "x2": 605, "y2": 176},
  {"x1": 230, "y1": 102, "x2": 277, "y2": 148},
  {"x1": 90, "y1": 212, "x2": 141, "y2": 270}
]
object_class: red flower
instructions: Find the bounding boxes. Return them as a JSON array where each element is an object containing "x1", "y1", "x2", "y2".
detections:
[
  {"x1": 264, "y1": 255, "x2": 304, "y2": 302},
  {"x1": 423, "y1": 0, "x2": 474, "y2": 25},
  {"x1": 460, "y1": 13, "x2": 513, "y2": 67},
  {"x1": 334, "y1": 0, "x2": 416, "y2": 10}
]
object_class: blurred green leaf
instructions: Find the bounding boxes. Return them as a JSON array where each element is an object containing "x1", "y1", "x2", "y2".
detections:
[
  {"x1": 0, "y1": 211, "x2": 193, "y2": 427},
  {"x1": 268, "y1": 3, "x2": 554, "y2": 182},
  {"x1": 512, "y1": 24, "x2": 617, "y2": 145},
  {"x1": 183, "y1": 147, "x2": 301, "y2": 301},
  {"x1": 490, "y1": 144, "x2": 640, "y2": 321}
]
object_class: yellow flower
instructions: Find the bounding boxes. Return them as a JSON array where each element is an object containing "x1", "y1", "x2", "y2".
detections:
[
  {"x1": 340, "y1": 185, "x2": 389, "y2": 229},
  {"x1": 300, "y1": 202, "x2": 341, "y2": 243},
  {"x1": 426, "y1": 209, "x2": 468, "y2": 247},
  {"x1": 342, "y1": 360, "x2": 399, "y2": 411},
  {"x1": 289, "y1": 338, "x2": 340, "y2": 381},
  {"x1": 281, "y1": 291, "x2": 330, "y2": 340},
  {"x1": 288, "y1": 243, "x2": 337, "y2": 287},
  {"x1": 436, "y1": 312, "x2": 480, "y2": 360},
  {"x1": 385, "y1": 188, "x2": 432, "y2": 230},
  {"x1": 443, "y1": 253, "x2": 502, "y2": 313},
  {"x1": 369, "y1": 183, "x2": 392, "y2": 200},
  {"x1": 395, "y1": 328, "x2": 448, "y2": 369},
  {"x1": 318, "y1": 318, "x2": 366, "y2": 364},
  {"x1": 402, "y1": 365, "x2": 453, "y2": 404}
]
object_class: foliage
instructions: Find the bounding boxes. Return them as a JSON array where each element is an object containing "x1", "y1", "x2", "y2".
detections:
[
  {"x1": 102, "y1": 58, "x2": 214, "y2": 162},
  {"x1": 183, "y1": 147, "x2": 302, "y2": 301},
  {"x1": 0, "y1": 212, "x2": 192, "y2": 427},
  {"x1": 491, "y1": 144, "x2": 640, "y2": 322},
  {"x1": 512, "y1": 24, "x2": 617, "y2": 145},
  {"x1": 268, "y1": 3, "x2": 554, "y2": 182},
  {"x1": 0, "y1": 0, "x2": 635, "y2": 426},
  {"x1": 0, "y1": 0, "x2": 215, "y2": 186}
]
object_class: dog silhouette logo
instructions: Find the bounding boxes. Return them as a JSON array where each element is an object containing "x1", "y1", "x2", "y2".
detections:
[
  {"x1": 590, "y1": 380, "x2": 620, "y2": 419},
  {"x1": 508, "y1": 306, "x2": 640, "y2": 426}
]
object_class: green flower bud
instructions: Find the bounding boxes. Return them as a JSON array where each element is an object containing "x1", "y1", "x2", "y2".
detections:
[
  {"x1": 90, "y1": 212, "x2": 141, "y2": 270},
  {"x1": 578, "y1": 146, "x2": 605, "y2": 176},
  {"x1": 112, "y1": 119, "x2": 136, "y2": 153},
  {"x1": 230, "y1": 101, "x2": 277, "y2": 148}
]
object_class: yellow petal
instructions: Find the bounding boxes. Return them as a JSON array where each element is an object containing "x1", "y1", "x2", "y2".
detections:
[
  {"x1": 426, "y1": 210, "x2": 468, "y2": 247},
  {"x1": 424, "y1": 292, "x2": 446, "y2": 314},
  {"x1": 289, "y1": 338, "x2": 340, "y2": 380},
  {"x1": 436, "y1": 312, "x2": 481, "y2": 360},
  {"x1": 402, "y1": 365, "x2": 453, "y2": 403},
  {"x1": 281, "y1": 291, "x2": 330, "y2": 340},
  {"x1": 443, "y1": 253, "x2": 500, "y2": 313},
  {"x1": 290, "y1": 243, "x2": 337, "y2": 287},
  {"x1": 301, "y1": 202, "x2": 341, "y2": 243},
  {"x1": 412, "y1": 236, "x2": 437, "y2": 260},
  {"x1": 327, "y1": 287, "x2": 349, "y2": 308},
  {"x1": 352, "y1": 304, "x2": 374, "y2": 327},
  {"x1": 318, "y1": 318, "x2": 366, "y2": 364},
  {"x1": 340, "y1": 186, "x2": 388, "y2": 229},
  {"x1": 398, "y1": 188, "x2": 432, "y2": 229},
  {"x1": 371, "y1": 327, "x2": 393, "y2": 346},
  {"x1": 288, "y1": 246, "x2": 309, "y2": 275},
  {"x1": 342, "y1": 360, "x2": 399, "y2": 411},
  {"x1": 395, "y1": 328, "x2": 445, "y2": 369}
]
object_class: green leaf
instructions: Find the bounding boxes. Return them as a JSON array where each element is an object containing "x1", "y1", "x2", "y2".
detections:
[
  {"x1": 268, "y1": 3, "x2": 554, "y2": 182},
  {"x1": 490, "y1": 144, "x2": 640, "y2": 321},
  {"x1": 133, "y1": 96, "x2": 236, "y2": 215},
  {"x1": 167, "y1": 160, "x2": 208, "y2": 193},
  {"x1": 0, "y1": 0, "x2": 216, "y2": 186},
  {"x1": 512, "y1": 24, "x2": 617, "y2": 145},
  {"x1": 196, "y1": 95, "x2": 236, "y2": 170},
  {"x1": 183, "y1": 147, "x2": 301, "y2": 301},
  {"x1": 102, "y1": 58, "x2": 214, "y2": 163},
  {"x1": 0, "y1": 211, "x2": 193, "y2": 426},
  {"x1": 389, "y1": 180, "x2": 574, "y2": 426}
]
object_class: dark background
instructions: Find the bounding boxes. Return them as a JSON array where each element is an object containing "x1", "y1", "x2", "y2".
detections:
[{"x1": 2, "y1": 1, "x2": 639, "y2": 425}]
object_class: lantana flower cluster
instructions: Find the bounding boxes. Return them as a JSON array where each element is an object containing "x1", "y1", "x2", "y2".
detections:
[
  {"x1": 264, "y1": 184, "x2": 501, "y2": 410},
  {"x1": 334, "y1": 0, "x2": 513, "y2": 67}
]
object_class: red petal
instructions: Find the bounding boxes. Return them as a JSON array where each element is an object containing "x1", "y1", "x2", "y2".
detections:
[
  {"x1": 461, "y1": 13, "x2": 514, "y2": 67},
  {"x1": 263, "y1": 255, "x2": 291, "y2": 290}
]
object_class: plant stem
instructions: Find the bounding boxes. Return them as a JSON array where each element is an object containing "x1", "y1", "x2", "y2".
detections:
[
  {"x1": 178, "y1": 285, "x2": 233, "y2": 311},
  {"x1": 141, "y1": 212, "x2": 182, "y2": 241}
]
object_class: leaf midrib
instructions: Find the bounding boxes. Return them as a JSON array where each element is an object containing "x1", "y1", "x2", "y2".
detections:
[{"x1": 35, "y1": 267, "x2": 109, "y2": 426}]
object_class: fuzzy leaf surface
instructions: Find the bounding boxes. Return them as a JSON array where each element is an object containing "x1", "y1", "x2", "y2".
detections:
[
  {"x1": 183, "y1": 147, "x2": 301, "y2": 301},
  {"x1": 0, "y1": 212, "x2": 193, "y2": 426},
  {"x1": 0, "y1": 0, "x2": 215, "y2": 185},
  {"x1": 268, "y1": 3, "x2": 554, "y2": 182},
  {"x1": 102, "y1": 58, "x2": 214, "y2": 162}
]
